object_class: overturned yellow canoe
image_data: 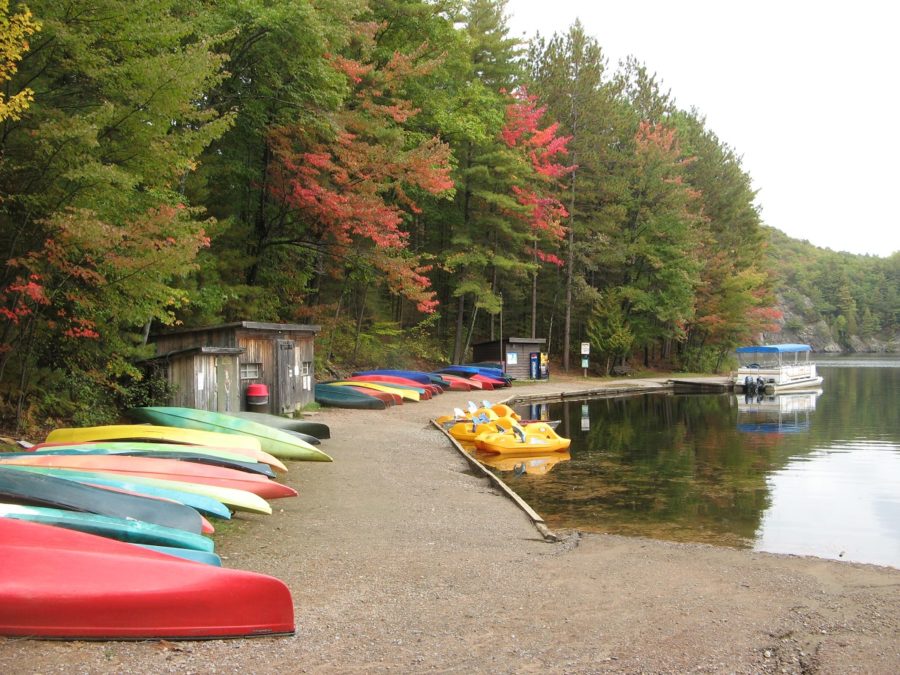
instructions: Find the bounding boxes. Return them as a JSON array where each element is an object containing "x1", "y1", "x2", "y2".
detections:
[
  {"x1": 329, "y1": 381, "x2": 420, "y2": 402},
  {"x1": 46, "y1": 425, "x2": 262, "y2": 452}
]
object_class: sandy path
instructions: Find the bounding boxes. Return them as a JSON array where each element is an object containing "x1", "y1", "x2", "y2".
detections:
[{"x1": 1, "y1": 377, "x2": 898, "y2": 673}]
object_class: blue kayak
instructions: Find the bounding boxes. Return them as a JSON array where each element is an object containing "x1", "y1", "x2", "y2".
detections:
[
  {"x1": 437, "y1": 365, "x2": 511, "y2": 384},
  {"x1": 0, "y1": 465, "x2": 232, "y2": 519}
]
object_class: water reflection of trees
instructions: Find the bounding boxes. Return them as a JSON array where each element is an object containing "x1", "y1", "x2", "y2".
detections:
[
  {"x1": 513, "y1": 366, "x2": 898, "y2": 551},
  {"x1": 518, "y1": 394, "x2": 777, "y2": 547}
]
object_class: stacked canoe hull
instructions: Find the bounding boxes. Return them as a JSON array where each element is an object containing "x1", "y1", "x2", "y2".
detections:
[
  {"x1": 127, "y1": 407, "x2": 333, "y2": 462},
  {"x1": 0, "y1": 403, "x2": 339, "y2": 638},
  {"x1": 0, "y1": 519, "x2": 294, "y2": 639}
]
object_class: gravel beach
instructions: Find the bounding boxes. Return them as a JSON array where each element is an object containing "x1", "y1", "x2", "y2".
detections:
[{"x1": 1, "y1": 376, "x2": 898, "y2": 674}]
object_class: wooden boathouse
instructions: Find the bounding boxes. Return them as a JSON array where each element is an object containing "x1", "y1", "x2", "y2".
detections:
[
  {"x1": 472, "y1": 337, "x2": 548, "y2": 380},
  {"x1": 147, "y1": 321, "x2": 319, "y2": 414}
]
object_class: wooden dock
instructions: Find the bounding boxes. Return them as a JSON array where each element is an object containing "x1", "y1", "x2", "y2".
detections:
[{"x1": 669, "y1": 377, "x2": 734, "y2": 393}]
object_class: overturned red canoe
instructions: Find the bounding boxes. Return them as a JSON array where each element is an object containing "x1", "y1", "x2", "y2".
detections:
[
  {"x1": 0, "y1": 518, "x2": 294, "y2": 639},
  {"x1": 0, "y1": 454, "x2": 297, "y2": 500},
  {"x1": 471, "y1": 373, "x2": 505, "y2": 387},
  {"x1": 434, "y1": 373, "x2": 478, "y2": 391},
  {"x1": 347, "y1": 374, "x2": 442, "y2": 396}
]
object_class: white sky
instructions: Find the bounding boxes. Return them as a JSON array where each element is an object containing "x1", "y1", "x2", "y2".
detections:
[{"x1": 504, "y1": 0, "x2": 899, "y2": 257}]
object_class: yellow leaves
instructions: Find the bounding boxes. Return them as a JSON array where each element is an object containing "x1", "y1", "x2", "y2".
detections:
[{"x1": 0, "y1": 0, "x2": 40, "y2": 122}]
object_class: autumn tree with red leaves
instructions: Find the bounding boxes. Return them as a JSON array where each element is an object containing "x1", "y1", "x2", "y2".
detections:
[
  {"x1": 263, "y1": 28, "x2": 454, "y2": 317},
  {"x1": 501, "y1": 88, "x2": 574, "y2": 337}
]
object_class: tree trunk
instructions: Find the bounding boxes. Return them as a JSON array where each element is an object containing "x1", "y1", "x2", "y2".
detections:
[
  {"x1": 351, "y1": 283, "x2": 368, "y2": 363},
  {"x1": 563, "y1": 173, "x2": 575, "y2": 372},
  {"x1": 246, "y1": 137, "x2": 272, "y2": 286},
  {"x1": 453, "y1": 293, "x2": 465, "y2": 364},
  {"x1": 563, "y1": 96, "x2": 578, "y2": 372},
  {"x1": 462, "y1": 304, "x2": 479, "y2": 364},
  {"x1": 531, "y1": 245, "x2": 538, "y2": 339}
]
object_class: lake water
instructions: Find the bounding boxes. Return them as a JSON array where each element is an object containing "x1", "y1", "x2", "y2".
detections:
[{"x1": 501, "y1": 356, "x2": 900, "y2": 569}]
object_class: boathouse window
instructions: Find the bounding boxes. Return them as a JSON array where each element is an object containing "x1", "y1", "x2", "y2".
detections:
[{"x1": 240, "y1": 362, "x2": 261, "y2": 380}]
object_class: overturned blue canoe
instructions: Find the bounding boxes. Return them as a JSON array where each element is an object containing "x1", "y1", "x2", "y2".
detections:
[{"x1": 0, "y1": 467, "x2": 204, "y2": 534}]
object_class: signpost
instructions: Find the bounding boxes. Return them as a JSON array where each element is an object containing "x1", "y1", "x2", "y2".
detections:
[{"x1": 580, "y1": 342, "x2": 590, "y2": 377}]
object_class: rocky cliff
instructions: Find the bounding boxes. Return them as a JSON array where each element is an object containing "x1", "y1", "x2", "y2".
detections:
[{"x1": 762, "y1": 293, "x2": 898, "y2": 353}]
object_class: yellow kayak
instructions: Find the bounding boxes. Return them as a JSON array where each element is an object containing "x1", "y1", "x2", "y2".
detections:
[
  {"x1": 329, "y1": 381, "x2": 420, "y2": 402},
  {"x1": 474, "y1": 423, "x2": 571, "y2": 455},
  {"x1": 46, "y1": 425, "x2": 262, "y2": 452}
]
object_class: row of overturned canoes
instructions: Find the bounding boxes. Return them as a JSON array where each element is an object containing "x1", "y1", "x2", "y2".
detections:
[
  {"x1": 314, "y1": 364, "x2": 513, "y2": 409},
  {"x1": 0, "y1": 406, "x2": 331, "y2": 640}
]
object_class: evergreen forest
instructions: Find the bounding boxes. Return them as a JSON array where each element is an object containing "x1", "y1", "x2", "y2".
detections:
[{"x1": 1, "y1": 0, "x2": 897, "y2": 429}]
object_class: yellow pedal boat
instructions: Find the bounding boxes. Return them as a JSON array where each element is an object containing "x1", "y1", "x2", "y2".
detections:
[
  {"x1": 447, "y1": 416, "x2": 518, "y2": 444},
  {"x1": 474, "y1": 423, "x2": 570, "y2": 455}
]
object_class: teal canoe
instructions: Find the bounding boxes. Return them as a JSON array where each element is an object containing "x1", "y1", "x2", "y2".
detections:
[
  {"x1": 127, "y1": 407, "x2": 333, "y2": 462},
  {"x1": 0, "y1": 503, "x2": 215, "y2": 552},
  {"x1": 0, "y1": 465, "x2": 232, "y2": 519},
  {"x1": 136, "y1": 544, "x2": 223, "y2": 566},
  {"x1": 315, "y1": 383, "x2": 386, "y2": 410},
  {"x1": 0, "y1": 464, "x2": 271, "y2": 514}
]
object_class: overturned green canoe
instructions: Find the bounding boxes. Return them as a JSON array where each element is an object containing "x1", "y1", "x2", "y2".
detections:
[
  {"x1": 227, "y1": 411, "x2": 330, "y2": 440},
  {"x1": 127, "y1": 407, "x2": 332, "y2": 462}
]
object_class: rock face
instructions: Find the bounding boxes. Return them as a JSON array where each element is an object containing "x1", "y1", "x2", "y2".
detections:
[{"x1": 764, "y1": 293, "x2": 898, "y2": 353}]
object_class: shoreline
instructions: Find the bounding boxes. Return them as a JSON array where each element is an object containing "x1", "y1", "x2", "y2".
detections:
[{"x1": 1, "y1": 375, "x2": 898, "y2": 673}]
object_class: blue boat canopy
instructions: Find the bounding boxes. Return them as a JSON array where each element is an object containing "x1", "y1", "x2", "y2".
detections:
[{"x1": 736, "y1": 344, "x2": 812, "y2": 354}]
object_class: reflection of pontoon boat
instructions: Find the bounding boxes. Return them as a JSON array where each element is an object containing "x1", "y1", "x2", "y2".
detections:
[
  {"x1": 736, "y1": 389, "x2": 822, "y2": 433},
  {"x1": 733, "y1": 344, "x2": 823, "y2": 393}
]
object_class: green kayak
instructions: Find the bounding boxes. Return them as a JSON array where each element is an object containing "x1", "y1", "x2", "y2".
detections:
[
  {"x1": 127, "y1": 407, "x2": 332, "y2": 462},
  {"x1": 228, "y1": 411, "x2": 331, "y2": 440}
]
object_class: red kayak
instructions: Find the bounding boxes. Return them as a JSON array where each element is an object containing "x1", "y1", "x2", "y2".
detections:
[
  {"x1": 347, "y1": 374, "x2": 442, "y2": 396},
  {"x1": 471, "y1": 373, "x2": 506, "y2": 387},
  {"x1": 344, "y1": 385, "x2": 402, "y2": 406},
  {"x1": 0, "y1": 454, "x2": 297, "y2": 500},
  {"x1": 0, "y1": 518, "x2": 294, "y2": 639},
  {"x1": 445, "y1": 373, "x2": 492, "y2": 390},
  {"x1": 434, "y1": 373, "x2": 477, "y2": 391}
]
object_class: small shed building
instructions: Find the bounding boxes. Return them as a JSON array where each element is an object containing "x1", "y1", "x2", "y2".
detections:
[
  {"x1": 148, "y1": 321, "x2": 320, "y2": 413},
  {"x1": 143, "y1": 346, "x2": 243, "y2": 413},
  {"x1": 472, "y1": 337, "x2": 548, "y2": 380}
]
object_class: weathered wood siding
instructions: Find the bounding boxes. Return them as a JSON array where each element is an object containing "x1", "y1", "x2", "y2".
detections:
[
  {"x1": 504, "y1": 346, "x2": 532, "y2": 381},
  {"x1": 472, "y1": 338, "x2": 547, "y2": 380},
  {"x1": 234, "y1": 329, "x2": 316, "y2": 412},
  {"x1": 150, "y1": 322, "x2": 318, "y2": 413},
  {"x1": 165, "y1": 354, "x2": 216, "y2": 410},
  {"x1": 158, "y1": 353, "x2": 241, "y2": 412}
]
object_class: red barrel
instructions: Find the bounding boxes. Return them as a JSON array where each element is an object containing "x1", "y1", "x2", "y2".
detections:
[{"x1": 246, "y1": 383, "x2": 269, "y2": 406}]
